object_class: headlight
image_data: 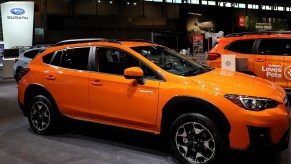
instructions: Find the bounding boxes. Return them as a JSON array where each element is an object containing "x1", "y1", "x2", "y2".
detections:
[{"x1": 224, "y1": 94, "x2": 278, "y2": 111}]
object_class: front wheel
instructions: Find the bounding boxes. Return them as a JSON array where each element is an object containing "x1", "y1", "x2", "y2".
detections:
[
  {"x1": 168, "y1": 113, "x2": 227, "y2": 164},
  {"x1": 27, "y1": 95, "x2": 61, "y2": 135}
]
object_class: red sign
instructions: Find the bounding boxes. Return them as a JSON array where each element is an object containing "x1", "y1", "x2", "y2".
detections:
[
  {"x1": 239, "y1": 16, "x2": 246, "y2": 27},
  {"x1": 193, "y1": 35, "x2": 203, "y2": 41}
]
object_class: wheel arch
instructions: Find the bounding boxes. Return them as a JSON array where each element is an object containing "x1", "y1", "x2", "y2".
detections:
[
  {"x1": 15, "y1": 66, "x2": 23, "y2": 77},
  {"x1": 23, "y1": 84, "x2": 59, "y2": 117},
  {"x1": 160, "y1": 96, "x2": 231, "y2": 138}
]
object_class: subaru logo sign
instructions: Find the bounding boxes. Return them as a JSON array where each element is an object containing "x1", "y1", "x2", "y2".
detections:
[{"x1": 10, "y1": 8, "x2": 25, "y2": 15}]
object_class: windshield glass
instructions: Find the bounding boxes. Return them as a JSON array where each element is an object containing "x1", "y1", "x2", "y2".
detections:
[{"x1": 131, "y1": 46, "x2": 213, "y2": 76}]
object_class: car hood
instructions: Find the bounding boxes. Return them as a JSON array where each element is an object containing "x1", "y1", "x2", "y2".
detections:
[{"x1": 190, "y1": 68, "x2": 279, "y2": 97}]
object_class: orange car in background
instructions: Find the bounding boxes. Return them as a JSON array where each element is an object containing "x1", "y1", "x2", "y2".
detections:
[
  {"x1": 207, "y1": 31, "x2": 291, "y2": 89},
  {"x1": 18, "y1": 39, "x2": 289, "y2": 164}
]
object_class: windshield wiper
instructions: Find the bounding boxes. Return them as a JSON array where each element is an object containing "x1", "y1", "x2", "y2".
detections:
[{"x1": 180, "y1": 67, "x2": 204, "y2": 76}]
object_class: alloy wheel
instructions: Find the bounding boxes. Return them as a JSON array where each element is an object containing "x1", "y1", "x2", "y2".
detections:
[
  {"x1": 30, "y1": 101, "x2": 51, "y2": 131},
  {"x1": 175, "y1": 122, "x2": 215, "y2": 163}
]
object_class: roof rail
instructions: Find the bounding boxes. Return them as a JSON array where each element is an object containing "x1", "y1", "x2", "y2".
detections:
[
  {"x1": 54, "y1": 38, "x2": 122, "y2": 46},
  {"x1": 117, "y1": 39, "x2": 155, "y2": 44},
  {"x1": 225, "y1": 31, "x2": 291, "y2": 38}
]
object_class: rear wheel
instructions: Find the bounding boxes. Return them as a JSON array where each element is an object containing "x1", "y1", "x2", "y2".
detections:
[
  {"x1": 27, "y1": 95, "x2": 61, "y2": 135},
  {"x1": 168, "y1": 113, "x2": 227, "y2": 164}
]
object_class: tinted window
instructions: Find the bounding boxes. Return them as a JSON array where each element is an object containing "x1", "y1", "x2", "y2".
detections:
[
  {"x1": 24, "y1": 49, "x2": 40, "y2": 59},
  {"x1": 131, "y1": 46, "x2": 208, "y2": 76},
  {"x1": 97, "y1": 48, "x2": 140, "y2": 75},
  {"x1": 258, "y1": 39, "x2": 291, "y2": 55},
  {"x1": 42, "y1": 52, "x2": 54, "y2": 64},
  {"x1": 225, "y1": 40, "x2": 255, "y2": 54},
  {"x1": 60, "y1": 47, "x2": 90, "y2": 70},
  {"x1": 51, "y1": 51, "x2": 62, "y2": 66}
]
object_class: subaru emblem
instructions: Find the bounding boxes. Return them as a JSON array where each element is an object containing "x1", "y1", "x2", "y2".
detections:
[{"x1": 10, "y1": 8, "x2": 25, "y2": 15}]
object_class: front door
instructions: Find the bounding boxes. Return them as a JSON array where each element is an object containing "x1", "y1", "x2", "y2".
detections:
[{"x1": 89, "y1": 47, "x2": 160, "y2": 132}]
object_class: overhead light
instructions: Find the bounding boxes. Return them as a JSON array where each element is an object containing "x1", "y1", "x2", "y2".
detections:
[
  {"x1": 109, "y1": 1, "x2": 112, "y2": 4},
  {"x1": 188, "y1": 12, "x2": 202, "y2": 16},
  {"x1": 98, "y1": 0, "x2": 101, "y2": 3},
  {"x1": 127, "y1": 2, "x2": 130, "y2": 5},
  {"x1": 133, "y1": 2, "x2": 137, "y2": 5}
]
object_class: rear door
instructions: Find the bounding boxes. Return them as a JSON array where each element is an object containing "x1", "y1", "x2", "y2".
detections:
[
  {"x1": 254, "y1": 38, "x2": 291, "y2": 88},
  {"x1": 44, "y1": 47, "x2": 92, "y2": 120}
]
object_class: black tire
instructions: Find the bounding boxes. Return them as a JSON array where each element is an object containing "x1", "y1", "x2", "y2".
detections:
[
  {"x1": 168, "y1": 113, "x2": 227, "y2": 164},
  {"x1": 27, "y1": 95, "x2": 61, "y2": 135}
]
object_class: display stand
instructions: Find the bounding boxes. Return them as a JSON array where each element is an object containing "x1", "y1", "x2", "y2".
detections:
[{"x1": 2, "y1": 58, "x2": 16, "y2": 79}]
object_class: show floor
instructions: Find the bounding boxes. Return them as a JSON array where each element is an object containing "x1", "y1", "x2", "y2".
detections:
[{"x1": 0, "y1": 75, "x2": 290, "y2": 164}]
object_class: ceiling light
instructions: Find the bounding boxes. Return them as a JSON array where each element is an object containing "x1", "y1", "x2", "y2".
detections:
[
  {"x1": 133, "y1": 2, "x2": 137, "y2": 5},
  {"x1": 109, "y1": 1, "x2": 112, "y2": 4},
  {"x1": 127, "y1": 2, "x2": 130, "y2": 5}
]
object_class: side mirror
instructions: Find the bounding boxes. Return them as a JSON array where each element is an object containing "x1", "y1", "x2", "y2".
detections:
[{"x1": 124, "y1": 67, "x2": 146, "y2": 85}]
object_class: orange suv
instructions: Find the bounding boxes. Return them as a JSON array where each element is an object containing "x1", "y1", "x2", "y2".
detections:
[
  {"x1": 207, "y1": 31, "x2": 291, "y2": 90},
  {"x1": 18, "y1": 39, "x2": 289, "y2": 164}
]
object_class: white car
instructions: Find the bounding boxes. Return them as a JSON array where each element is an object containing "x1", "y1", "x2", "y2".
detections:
[{"x1": 13, "y1": 47, "x2": 46, "y2": 83}]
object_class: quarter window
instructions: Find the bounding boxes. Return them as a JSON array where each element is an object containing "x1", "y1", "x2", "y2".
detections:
[
  {"x1": 258, "y1": 39, "x2": 291, "y2": 56},
  {"x1": 42, "y1": 52, "x2": 54, "y2": 64},
  {"x1": 225, "y1": 40, "x2": 255, "y2": 54}
]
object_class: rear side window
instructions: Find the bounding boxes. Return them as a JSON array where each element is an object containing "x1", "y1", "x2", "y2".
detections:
[
  {"x1": 258, "y1": 39, "x2": 291, "y2": 56},
  {"x1": 24, "y1": 49, "x2": 40, "y2": 59},
  {"x1": 47, "y1": 47, "x2": 90, "y2": 71},
  {"x1": 225, "y1": 39, "x2": 255, "y2": 54},
  {"x1": 60, "y1": 47, "x2": 90, "y2": 70}
]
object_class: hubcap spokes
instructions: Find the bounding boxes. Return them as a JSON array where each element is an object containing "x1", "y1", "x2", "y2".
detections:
[
  {"x1": 175, "y1": 122, "x2": 215, "y2": 163},
  {"x1": 30, "y1": 101, "x2": 50, "y2": 131}
]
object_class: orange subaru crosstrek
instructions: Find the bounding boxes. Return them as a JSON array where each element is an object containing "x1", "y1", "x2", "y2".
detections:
[
  {"x1": 18, "y1": 39, "x2": 289, "y2": 164},
  {"x1": 207, "y1": 31, "x2": 291, "y2": 90}
]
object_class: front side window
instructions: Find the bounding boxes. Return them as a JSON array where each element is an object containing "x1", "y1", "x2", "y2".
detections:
[
  {"x1": 131, "y1": 46, "x2": 212, "y2": 76},
  {"x1": 96, "y1": 47, "x2": 157, "y2": 79},
  {"x1": 258, "y1": 39, "x2": 291, "y2": 56},
  {"x1": 225, "y1": 39, "x2": 255, "y2": 54}
]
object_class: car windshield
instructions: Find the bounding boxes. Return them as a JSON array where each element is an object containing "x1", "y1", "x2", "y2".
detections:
[{"x1": 131, "y1": 46, "x2": 214, "y2": 76}]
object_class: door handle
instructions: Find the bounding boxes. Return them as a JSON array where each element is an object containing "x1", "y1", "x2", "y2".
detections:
[
  {"x1": 46, "y1": 75, "x2": 55, "y2": 80},
  {"x1": 91, "y1": 80, "x2": 103, "y2": 86},
  {"x1": 254, "y1": 59, "x2": 264, "y2": 62}
]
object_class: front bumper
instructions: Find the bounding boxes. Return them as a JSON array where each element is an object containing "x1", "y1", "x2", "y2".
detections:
[
  {"x1": 225, "y1": 96, "x2": 290, "y2": 151},
  {"x1": 247, "y1": 126, "x2": 290, "y2": 152}
]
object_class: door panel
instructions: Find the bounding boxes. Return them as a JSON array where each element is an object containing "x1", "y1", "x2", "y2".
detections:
[
  {"x1": 89, "y1": 46, "x2": 160, "y2": 131},
  {"x1": 45, "y1": 67, "x2": 90, "y2": 119},
  {"x1": 44, "y1": 47, "x2": 92, "y2": 120},
  {"x1": 89, "y1": 73, "x2": 160, "y2": 131}
]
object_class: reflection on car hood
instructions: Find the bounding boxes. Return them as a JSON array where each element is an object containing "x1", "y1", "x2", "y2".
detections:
[{"x1": 190, "y1": 68, "x2": 280, "y2": 97}]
